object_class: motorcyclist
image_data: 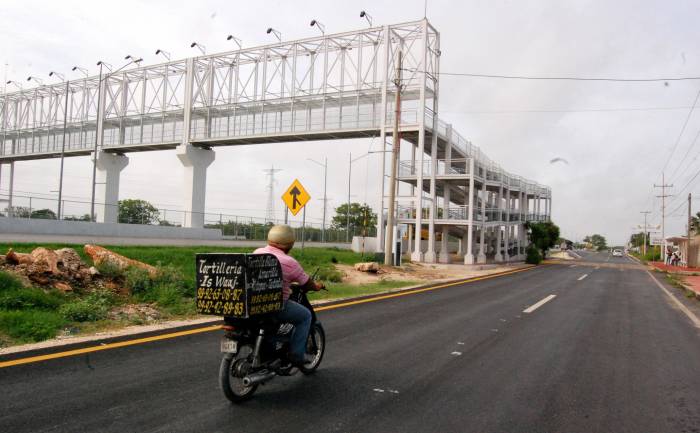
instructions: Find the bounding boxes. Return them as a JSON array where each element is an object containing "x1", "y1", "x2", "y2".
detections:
[{"x1": 254, "y1": 225, "x2": 324, "y2": 366}]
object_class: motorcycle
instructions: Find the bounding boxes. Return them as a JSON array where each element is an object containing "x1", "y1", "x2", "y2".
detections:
[{"x1": 218, "y1": 281, "x2": 326, "y2": 403}]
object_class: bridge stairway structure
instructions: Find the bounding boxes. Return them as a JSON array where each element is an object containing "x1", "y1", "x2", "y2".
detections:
[{"x1": 0, "y1": 18, "x2": 550, "y2": 263}]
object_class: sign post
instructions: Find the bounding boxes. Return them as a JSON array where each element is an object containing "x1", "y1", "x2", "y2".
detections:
[
  {"x1": 282, "y1": 179, "x2": 311, "y2": 248},
  {"x1": 282, "y1": 179, "x2": 311, "y2": 216}
]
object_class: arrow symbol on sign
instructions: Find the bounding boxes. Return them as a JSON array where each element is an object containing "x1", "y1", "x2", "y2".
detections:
[{"x1": 290, "y1": 186, "x2": 302, "y2": 209}]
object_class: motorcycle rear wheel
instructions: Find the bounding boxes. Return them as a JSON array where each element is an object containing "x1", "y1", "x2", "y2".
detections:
[
  {"x1": 300, "y1": 323, "x2": 325, "y2": 374},
  {"x1": 219, "y1": 346, "x2": 258, "y2": 403}
]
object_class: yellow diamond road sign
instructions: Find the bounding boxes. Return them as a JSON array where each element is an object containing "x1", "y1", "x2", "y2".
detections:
[{"x1": 282, "y1": 179, "x2": 311, "y2": 216}]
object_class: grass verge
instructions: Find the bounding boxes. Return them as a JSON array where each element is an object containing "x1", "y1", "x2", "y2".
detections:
[
  {"x1": 311, "y1": 280, "x2": 419, "y2": 301},
  {"x1": 0, "y1": 243, "x2": 393, "y2": 346}
]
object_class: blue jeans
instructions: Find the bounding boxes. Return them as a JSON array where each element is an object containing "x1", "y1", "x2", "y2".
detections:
[{"x1": 277, "y1": 300, "x2": 311, "y2": 360}]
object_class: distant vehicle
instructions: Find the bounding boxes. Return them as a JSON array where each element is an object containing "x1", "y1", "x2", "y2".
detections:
[{"x1": 612, "y1": 249, "x2": 623, "y2": 257}]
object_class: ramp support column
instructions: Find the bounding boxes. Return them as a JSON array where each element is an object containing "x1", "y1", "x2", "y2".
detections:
[
  {"x1": 177, "y1": 143, "x2": 215, "y2": 228},
  {"x1": 94, "y1": 151, "x2": 129, "y2": 224}
]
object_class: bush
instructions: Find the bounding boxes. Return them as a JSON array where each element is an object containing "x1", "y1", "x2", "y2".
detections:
[
  {"x1": 526, "y1": 245, "x2": 543, "y2": 265},
  {"x1": 59, "y1": 291, "x2": 115, "y2": 322},
  {"x1": 124, "y1": 267, "x2": 152, "y2": 295},
  {"x1": 125, "y1": 264, "x2": 190, "y2": 297},
  {"x1": 0, "y1": 271, "x2": 25, "y2": 291},
  {"x1": 317, "y1": 267, "x2": 343, "y2": 283},
  {"x1": 95, "y1": 261, "x2": 125, "y2": 279},
  {"x1": 0, "y1": 287, "x2": 65, "y2": 311},
  {"x1": 0, "y1": 310, "x2": 67, "y2": 342}
]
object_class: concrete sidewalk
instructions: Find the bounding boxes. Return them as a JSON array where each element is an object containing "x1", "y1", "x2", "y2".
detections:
[{"x1": 648, "y1": 261, "x2": 700, "y2": 297}]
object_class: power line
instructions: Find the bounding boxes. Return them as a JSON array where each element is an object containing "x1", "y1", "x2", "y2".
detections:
[
  {"x1": 446, "y1": 106, "x2": 694, "y2": 115},
  {"x1": 406, "y1": 69, "x2": 700, "y2": 82},
  {"x1": 668, "y1": 125, "x2": 700, "y2": 185},
  {"x1": 661, "y1": 87, "x2": 700, "y2": 173}
]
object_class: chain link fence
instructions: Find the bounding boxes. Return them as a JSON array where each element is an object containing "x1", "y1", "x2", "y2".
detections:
[{"x1": 0, "y1": 192, "x2": 376, "y2": 243}]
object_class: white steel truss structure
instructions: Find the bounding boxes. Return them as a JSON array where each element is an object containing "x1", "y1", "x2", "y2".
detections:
[{"x1": 0, "y1": 19, "x2": 550, "y2": 263}]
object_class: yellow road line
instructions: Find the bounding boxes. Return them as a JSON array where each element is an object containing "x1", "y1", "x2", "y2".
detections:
[
  {"x1": 316, "y1": 267, "x2": 533, "y2": 311},
  {"x1": 0, "y1": 325, "x2": 222, "y2": 368},
  {"x1": 1, "y1": 266, "x2": 534, "y2": 369}
]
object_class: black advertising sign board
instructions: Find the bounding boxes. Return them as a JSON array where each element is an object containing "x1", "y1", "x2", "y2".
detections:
[{"x1": 195, "y1": 253, "x2": 284, "y2": 318}]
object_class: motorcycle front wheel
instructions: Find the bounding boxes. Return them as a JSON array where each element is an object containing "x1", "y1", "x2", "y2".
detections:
[
  {"x1": 219, "y1": 345, "x2": 258, "y2": 403},
  {"x1": 300, "y1": 323, "x2": 325, "y2": 375}
]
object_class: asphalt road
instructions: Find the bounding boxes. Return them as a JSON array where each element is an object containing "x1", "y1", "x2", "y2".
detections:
[{"x1": 2, "y1": 256, "x2": 700, "y2": 433}]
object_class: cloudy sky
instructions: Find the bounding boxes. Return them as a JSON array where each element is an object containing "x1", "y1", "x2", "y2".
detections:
[{"x1": 2, "y1": 0, "x2": 699, "y2": 245}]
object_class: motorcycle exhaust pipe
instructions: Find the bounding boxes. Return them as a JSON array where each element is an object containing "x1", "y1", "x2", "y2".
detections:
[{"x1": 242, "y1": 370, "x2": 276, "y2": 386}]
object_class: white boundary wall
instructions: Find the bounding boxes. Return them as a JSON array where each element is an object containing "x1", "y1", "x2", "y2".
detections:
[{"x1": 0, "y1": 217, "x2": 222, "y2": 240}]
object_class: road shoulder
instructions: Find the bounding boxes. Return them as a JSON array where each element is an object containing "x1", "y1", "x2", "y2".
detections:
[{"x1": 1, "y1": 263, "x2": 534, "y2": 361}]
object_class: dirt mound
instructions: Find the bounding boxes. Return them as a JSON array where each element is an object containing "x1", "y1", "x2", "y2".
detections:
[
  {"x1": 84, "y1": 244, "x2": 158, "y2": 277},
  {"x1": 1, "y1": 245, "x2": 156, "y2": 293}
]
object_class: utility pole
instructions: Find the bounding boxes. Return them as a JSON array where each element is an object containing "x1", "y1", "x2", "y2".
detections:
[
  {"x1": 321, "y1": 157, "x2": 327, "y2": 242},
  {"x1": 57, "y1": 79, "x2": 70, "y2": 220},
  {"x1": 640, "y1": 210, "x2": 651, "y2": 257},
  {"x1": 688, "y1": 193, "x2": 692, "y2": 264},
  {"x1": 346, "y1": 152, "x2": 351, "y2": 242},
  {"x1": 90, "y1": 62, "x2": 104, "y2": 222},
  {"x1": 384, "y1": 51, "x2": 402, "y2": 266},
  {"x1": 654, "y1": 172, "x2": 673, "y2": 262}
]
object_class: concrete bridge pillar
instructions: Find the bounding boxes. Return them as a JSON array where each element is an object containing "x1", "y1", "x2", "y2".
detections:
[
  {"x1": 177, "y1": 143, "x2": 215, "y2": 228},
  {"x1": 439, "y1": 226, "x2": 451, "y2": 263},
  {"x1": 495, "y1": 226, "x2": 503, "y2": 262},
  {"x1": 94, "y1": 151, "x2": 129, "y2": 224},
  {"x1": 477, "y1": 185, "x2": 487, "y2": 264}
]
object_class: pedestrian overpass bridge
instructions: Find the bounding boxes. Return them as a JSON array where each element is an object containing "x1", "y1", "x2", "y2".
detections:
[{"x1": 0, "y1": 18, "x2": 550, "y2": 264}]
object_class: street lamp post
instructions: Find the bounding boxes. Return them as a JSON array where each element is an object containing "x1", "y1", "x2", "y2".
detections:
[
  {"x1": 360, "y1": 10, "x2": 373, "y2": 27},
  {"x1": 308, "y1": 157, "x2": 328, "y2": 242},
  {"x1": 347, "y1": 148, "x2": 387, "y2": 243},
  {"x1": 155, "y1": 49, "x2": 171, "y2": 61},
  {"x1": 49, "y1": 71, "x2": 69, "y2": 220},
  {"x1": 266, "y1": 28, "x2": 282, "y2": 42},
  {"x1": 190, "y1": 42, "x2": 206, "y2": 55},
  {"x1": 310, "y1": 19, "x2": 325, "y2": 35},
  {"x1": 226, "y1": 35, "x2": 242, "y2": 50}
]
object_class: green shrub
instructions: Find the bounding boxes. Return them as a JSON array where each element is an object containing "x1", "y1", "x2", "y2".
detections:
[
  {"x1": 154, "y1": 265, "x2": 190, "y2": 297},
  {"x1": 0, "y1": 287, "x2": 65, "y2": 311},
  {"x1": 0, "y1": 310, "x2": 67, "y2": 342},
  {"x1": 124, "y1": 267, "x2": 153, "y2": 295},
  {"x1": 0, "y1": 270, "x2": 25, "y2": 291},
  {"x1": 95, "y1": 261, "x2": 124, "y2": 279},
  {"x1": 59, "y1": 291, "x2": 114, "y2": 322},
  {"x1": 125, "y1": 265, "x2": 189, "y2": 297},
  {"x1": 317, "y1": 267, "x2": 343, "y2": 283},
  {"x1": 526, "y1": 245, "x2": 543, "y2": 265}
]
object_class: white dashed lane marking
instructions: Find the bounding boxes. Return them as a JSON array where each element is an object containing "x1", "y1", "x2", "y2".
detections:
[
  {"x1": 578, "y1": 274, "x2": 588, "y2": 281},
  {"x1": 523, "y1": 294, "x2": 557, "y2": 314}
]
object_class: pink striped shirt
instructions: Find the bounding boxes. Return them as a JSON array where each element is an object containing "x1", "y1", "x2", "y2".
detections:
[{"x1": 253, "y1": 245, "x2": 309, "y2": 302}]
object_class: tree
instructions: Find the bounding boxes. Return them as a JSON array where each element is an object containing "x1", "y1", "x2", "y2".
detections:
[
  {"x1": 331, "y1": 202, "x2": 377, "y2": 234},
  {"x1": 525, "y1": 221, "x2": 560, "y2": 259},
  {"x1": 118, "y1": 199, "x2": 160, "y2": 225},
  {"x1": 30, "y1": 208, "x2": 57, "y2": 220},
  {"x1": 629, "y1": 232, "x2": 649, "y2": 249},
  {"x1": 690, "y1": 211, "x2": 700, "y2": 235},
  {"x1": 583, "y1": 234, "x2": 607, "y2": 251},
  {"x1": 6, "y1": 206, "x2": 31, "y2": 218},
  {"x1": 64, "y1": 214, "x2": 92, "y2": 222}
]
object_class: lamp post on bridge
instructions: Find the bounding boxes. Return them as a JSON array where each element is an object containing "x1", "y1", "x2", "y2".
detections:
[
  {"x1": 266, "y1": 28, "x2": 282, "y2": 42},
  {"x1": 49, "y1": 71, "x2": 69, "y2": 221},
  {"x1": 155, "y1": 49, "x2": 171, "y2": 61},
  {"x1": 190, "y1": 42, "x2": 206, "y2": 55},
  {"x1": 226, "y1": 35, "x2": 242, "y2": 50}
]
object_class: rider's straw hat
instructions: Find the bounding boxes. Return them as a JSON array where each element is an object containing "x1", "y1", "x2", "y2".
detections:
[{"x1": 268, "y1": 225, "x2": 296, "y2": 248}]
